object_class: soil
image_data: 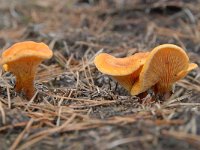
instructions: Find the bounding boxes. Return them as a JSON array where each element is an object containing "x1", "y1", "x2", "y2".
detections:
[{"x1": 0, "y1": 0, "x2": 200, "y2": 150}]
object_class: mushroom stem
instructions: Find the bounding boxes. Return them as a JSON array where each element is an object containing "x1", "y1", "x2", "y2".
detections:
[
  {"x1": 5, "y1": 58, "x2": 40, "y2": 99},
  {"x1": 153, "y1": 84, "x2": 173, "y2": 101},
  {"x1": 153, "y1": 83, "x2": 172, "y2": 95},
  {"x1": 137, "y1": 91, "x2": 148, "y2": 103},
  {"x1": 15, "y1": 75, "x2": 35, "y2": 99},
  {"x1": 15, "y1": 76, "x2": 23, "y2": 93}
]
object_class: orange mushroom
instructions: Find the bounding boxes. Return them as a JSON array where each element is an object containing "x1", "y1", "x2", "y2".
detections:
[
  {"x1": 0, "y1": 41, "x2": 53, "y2": 99},
  {"x1": 94, "y1": 52, "x2": 149, "y2": 92},
  {"x1": 131, "y1": 44, "x2": 198, "y2": 98}
]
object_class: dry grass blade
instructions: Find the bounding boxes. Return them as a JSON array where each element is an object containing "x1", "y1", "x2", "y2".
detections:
[
  {"x1": 0, "y1": 101, "x2": 6, "y2": 124},
  {"x1": 165, "y1": 103, "x2": 200, "y2": 108},
  {"x1": 9, "y1": 119, "x2": 34, "y2": 150},
  {"x1": 162, "y1": 130, "x2": 200, "y2": 147},
  {"x1": 21, "y1": 114, "x2": 76, "y2": 147},
  {"x1": 17, "y1": 134, "x2": 49, "y2": 150},
  {"x1": 106, "y1": 135, "x2": 154, "y2": 149},
  {"x1": 24, "y1": 91, "x2": 38, "y2": 111},
  {"x1": 155, "y1": 119, "x2": 184, "y2": 125},
  {"x1": 162, "y1": 93, "x2": 191, "y2": 107},
  {"x1": 47, "y1": 93, "x2": 116, "y2": 104},
  {"x1": 0, "y1": 121, "x2": 30, "y2": 132},
  {"x1": 177, "y1": 79, "x2": 200, "y2": 92},
  {"x1": 6, "y1": 86, "x2": 11, "y2": 109}
]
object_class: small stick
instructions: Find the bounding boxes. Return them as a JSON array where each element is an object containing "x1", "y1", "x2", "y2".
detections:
[{"x1": 9, "y1": 119, "x2": 34, "y2": 150}]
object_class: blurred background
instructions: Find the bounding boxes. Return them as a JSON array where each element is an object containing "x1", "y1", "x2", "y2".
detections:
[{"x1": 1, "y1": 0, "x2": 200, "y2": 56}]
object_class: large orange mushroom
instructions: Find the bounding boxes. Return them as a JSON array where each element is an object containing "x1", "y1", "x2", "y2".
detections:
[
  {"x1": 131, "y1": 44, "x2": 198, "y2": 99},
  {"x1": 94, "y1": 52, "x2": 149, "y2": 92},
  {"x1": 0, "y1": 41, "x2": 53, "y2": 99}
]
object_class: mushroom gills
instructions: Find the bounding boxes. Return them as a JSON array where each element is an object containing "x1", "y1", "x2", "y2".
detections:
[{"x1": 112, "y1": 66, "x2": 142, "y2": 91}]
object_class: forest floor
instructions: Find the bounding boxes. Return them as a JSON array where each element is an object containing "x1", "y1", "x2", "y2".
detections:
[{"x1": 0, "y1": 0, "x2": 200, "y2": 150}]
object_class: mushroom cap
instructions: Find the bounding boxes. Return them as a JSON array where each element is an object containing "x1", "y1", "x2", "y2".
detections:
[
  {"x1": 176, "y1": 63, "x2": 198, "y2": 80},
  {"x1": 1, "y1": 41, "x2": 53, "y2": 64},
  {"x1": 112, "y1": 66, "x2": 143, "y2": 91},
  {"x1": 94, "y1": 52, "x2": 149, "y2": 76},
  {"x1": 131, "y1": 44, "x2": 197, "y2": 95}
]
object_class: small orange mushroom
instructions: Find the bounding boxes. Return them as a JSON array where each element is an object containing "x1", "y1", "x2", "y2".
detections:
[
  {"x1": 0, "y1": 41, "x2": 53, "y2": 99},
  {"x1": 131, "y1": 44, "x2": 198, "y2": 98},
  {"x1": 94, "y1": 52, "x2": 149, "y2": 92}
]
